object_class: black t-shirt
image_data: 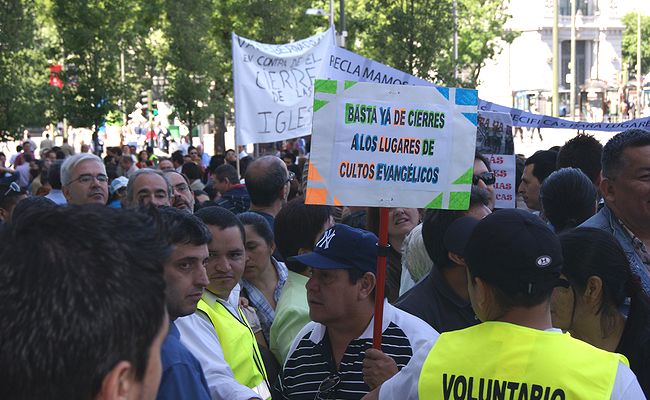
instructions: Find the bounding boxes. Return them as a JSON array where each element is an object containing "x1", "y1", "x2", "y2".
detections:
[
  {"x1": 395, "y1": 267, "x2": 478, "y2": 333},
  {"x1": 616, "y1": 294, "x2": 650, "y2": 398}
]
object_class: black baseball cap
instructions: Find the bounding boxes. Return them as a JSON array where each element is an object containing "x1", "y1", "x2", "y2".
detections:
[
  {"x1": 290, "y1": 224, "x2": 378, "y2": 273},
  {"x1": 443, "y1": 216, "x2": 480, "y2": 257},
  {"x1": 457, "y1": 209, "x2": 563, "y2": 296}
]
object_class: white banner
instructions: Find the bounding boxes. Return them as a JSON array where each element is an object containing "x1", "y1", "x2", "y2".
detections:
[{"x1": 232, "y1": 29, "x2": 335, "y2": 145}]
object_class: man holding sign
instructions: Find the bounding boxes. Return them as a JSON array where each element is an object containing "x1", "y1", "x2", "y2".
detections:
[{"x1": 276, "y1": 224, "x2": 436, "y2": 399}]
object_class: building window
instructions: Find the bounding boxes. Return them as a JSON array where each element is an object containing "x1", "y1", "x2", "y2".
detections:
[{"x1": 559, "y1": 0, "x2": 593, "y2": 16}]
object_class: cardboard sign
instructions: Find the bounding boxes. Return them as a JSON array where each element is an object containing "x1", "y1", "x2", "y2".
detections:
[
  {"x1": 306, "y1": 79, "x2": 478, "y2": 210},
  {"x1": 232, "y1": 29, "x2": 334, "y2": 145}
]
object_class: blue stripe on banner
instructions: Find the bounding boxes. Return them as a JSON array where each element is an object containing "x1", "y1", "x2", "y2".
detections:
[
  {"x1": 436, "y1": 87, "x2": 449, "y2": 100},
  {"x1": 462, "y1": 112, "x2": 478, "y2": 126},
  {"x1": 455, "y1": 88, "x2": 478, "y2": 106},
  {"x1": 479, "y1": 100, "x2": 650, "y2": 132}
]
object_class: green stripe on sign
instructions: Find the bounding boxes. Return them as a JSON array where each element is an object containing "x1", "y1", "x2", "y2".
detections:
[
  {"x1": 313, "y1": 99, "x2": 329, "y2": 112},
  {"x1": 315, "y1": 80, "x2": 337, "y2": 94},
  {"x1": 344, "y1": 81, "x2": 358, "y2": 90},
  {"x1": 452, "y1": 167, "x2": 474, "y2": 184},
  {"x1": 425, "y1": 193, "x2": 443, "y2": 209},
  {"x1": 449, "y1": 191, "x2": 471, "y2": 210}
]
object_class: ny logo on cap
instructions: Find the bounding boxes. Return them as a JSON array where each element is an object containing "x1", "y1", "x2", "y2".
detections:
[{"x1": 316, "y1": 229, "x2": 336, "y2": 250}]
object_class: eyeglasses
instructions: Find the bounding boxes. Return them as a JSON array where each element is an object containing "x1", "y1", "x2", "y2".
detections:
[
  {"x1": 315, "y1": 373, "x2": 340, "y2": 400},
  {"x1": 173, "y1": 183, "x2": 190, "y2": 193},
  {"x1": 69, "y1": 174, "x2": 109, "y2": 185},
  {"x1": 286, "y1": 171, "x2": 296, "y2": 183},
  {"x1": 472, "y1": 171, "x2": 496, "y2": 186},
  {"x1": 3, "y1": 182, "x2": 20, "y2": 197}
]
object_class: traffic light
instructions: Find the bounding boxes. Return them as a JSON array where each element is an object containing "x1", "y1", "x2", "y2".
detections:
[{"x1": 140, "y1": 90, "x2": 151, "y2": 116}]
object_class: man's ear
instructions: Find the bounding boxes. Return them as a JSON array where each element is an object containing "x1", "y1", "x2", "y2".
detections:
[
  {"x1": 0, "y1": 208, "x2": 7, "y2": 223},
  {"x1": 583, "y1": 275, "x2": 604, "y2": 314},
  {"x1": 600, "y1": 176, "x2": 615, "y2": 205},
  {"x1": 280, "y1": 181, "x2": 290, "y2": 201},
  {"x1": 358, "y1": 272, "x2": 377, "y2": 300},
  {"x1": 472, "y1": 276, "x2": 491, "y2": 314},
  {"x1": 95, "y1": 360, "x2": 136, "y2": 400},
  {"x1": 448, "y1": 252, "x2": 465, "y2": 266},
  {"x1": 62, "y1": 185, "x2": 72, "y2": 201}
]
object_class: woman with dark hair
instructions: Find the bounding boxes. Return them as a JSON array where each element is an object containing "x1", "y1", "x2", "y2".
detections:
[
  {"x1": 552, "y1": 227, "x2": 650, "y2": 396},
  {"x1": 540, "y1": 167, "x2": 597, "y2": 232},
  {"x1": 136, "y1": 150, "x2": 152, "y2": 169},
  {"x1": 237, "y1": 212, "x2": 288, "y2": 345},
  {"x1": 182, "y1": 162, "x2": 205, "y2": 191}
]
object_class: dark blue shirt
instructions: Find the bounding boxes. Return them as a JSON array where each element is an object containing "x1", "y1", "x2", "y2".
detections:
[{"x1": 157, "y1": 322, "x2": 211, "y2": 400}]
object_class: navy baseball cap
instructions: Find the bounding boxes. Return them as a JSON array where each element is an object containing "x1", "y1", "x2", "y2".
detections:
[
  {"x1": 458, "y1": 209, "x2": 563, "y2": 296},
  {"x1": 290, "y1": 224, "x2": 378, "y2": 273},
  {"x1": 443, "y1": 216, "x2": 480, "y2": 257}
]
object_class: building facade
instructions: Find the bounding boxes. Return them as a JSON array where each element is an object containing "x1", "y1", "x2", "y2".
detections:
[{"x1": 478, "y1": 0, "x2": 649, "y2": 120}]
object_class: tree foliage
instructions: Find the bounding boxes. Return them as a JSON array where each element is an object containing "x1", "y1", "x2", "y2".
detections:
[
  {"x1": 347, "y1": 0, "x2": 515, "y2": 88},
  {"x1": 0, "y1": 0, "x2": 50, "y2": 141},
  {"x1": 621, "y1": 13, "x2": 650, "y2": 79},
  {"x1": 1, "y1": 0, "x2": 516, "y2": 144}
]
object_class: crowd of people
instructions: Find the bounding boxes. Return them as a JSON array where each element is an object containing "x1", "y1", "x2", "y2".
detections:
[{"x1": 0, "y1": 128, "x2": 649, "y2": 399}]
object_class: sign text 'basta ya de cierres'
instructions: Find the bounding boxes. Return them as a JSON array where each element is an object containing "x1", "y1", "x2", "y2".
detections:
[{"x1": 306, "y1": 80, "x2": 478, "y2": 210}]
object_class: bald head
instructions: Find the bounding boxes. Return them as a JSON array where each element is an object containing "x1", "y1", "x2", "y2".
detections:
[{"x1": 245, "y1": 156, "x2": 289, "y2": 208}]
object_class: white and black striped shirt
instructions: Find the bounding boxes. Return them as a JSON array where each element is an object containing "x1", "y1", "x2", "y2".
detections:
[{"x1": 277, "y1": 301, "x2": 437, "y2": 399}]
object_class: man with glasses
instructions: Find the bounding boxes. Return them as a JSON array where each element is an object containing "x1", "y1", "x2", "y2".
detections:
[
  {"x1": 0, "y1": 182, "x2": 28, "y2": 225},
  {"x1": 277, "y1": 224, "x2": 436, "y2": 400},
  {"x1": 125, "y1": 169, "x2": 172, "y2": 209},
  {"x1": 61, "y1": 153, "x2": 109, "y2": 205},
  {"x1": 473, "y1": 151, "x2": 496, "y2": 210},
  {"x1": 176, "y1": 206, "x2": 271, "y2": 400},
  {"x1": 164, "y1": 170, "x2": 195, "y2": 213}
]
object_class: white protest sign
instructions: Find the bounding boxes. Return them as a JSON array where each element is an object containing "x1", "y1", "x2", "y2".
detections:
[
  {"x1": 323, "y1": 46, "x2": 431, "y2": 87},
  {"x1": 232, "y1": 29, "x2": 334, "y2": 145},
  {"x1": 486, "y1": 154, "x2": 516, "y2": 208},
  {"x1": 477, "y1": 111, "x2": 516, "y2": 208},
  {"x1": 306, "y1": 79, "x2": 478, "y2": 210}
]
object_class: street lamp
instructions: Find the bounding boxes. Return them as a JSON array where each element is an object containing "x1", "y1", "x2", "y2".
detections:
[{"x1": 305, "y1": 0, "x2": 346, "y2": 47}]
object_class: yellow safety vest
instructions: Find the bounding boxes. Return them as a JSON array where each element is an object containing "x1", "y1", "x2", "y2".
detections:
[
  {"x1": 197, "y1": 297, "x2": 271, "y2": 399},
  {"x1": 418, "y1": 321, "x2": 628, "y2": 400}
]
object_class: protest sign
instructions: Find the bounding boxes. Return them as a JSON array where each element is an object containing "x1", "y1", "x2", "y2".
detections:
[
  {"x1": 477, "y1": 111, "x2": 516, "y2": 208},
  {"x1": 232, "y1": 29, "x2": 334, "y2": 145},
  {"x1": 306, "y1": 79, "x2": 478, "y2": 210},
  {"x1": 486, "y1": 154, "x2": 516, "y2": 208}
]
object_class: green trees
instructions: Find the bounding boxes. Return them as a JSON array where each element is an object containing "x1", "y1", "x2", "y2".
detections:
[
  {"x1": 0, "y1": 0, "x2": 50, "y2": 141},
  {"x1": 622, "y1": 13, "x2": 650, "y2": 79},
  {"x1": 346, "y1": 0, "x2": 515, "y2": 88},
  {"x1": 1, "y1": 0, "x2": 515, "y2": 145}
]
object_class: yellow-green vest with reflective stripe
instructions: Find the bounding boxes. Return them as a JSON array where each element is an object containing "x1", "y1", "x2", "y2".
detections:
[
  {"x1": 197, "y1": 297, "x2": 271, "y2": 399},
  {"x1": 418, "y1": 321, "x2": 628, "y2": 400}
]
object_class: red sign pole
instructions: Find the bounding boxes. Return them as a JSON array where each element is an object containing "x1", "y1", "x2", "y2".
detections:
[{"x1": 372, "y1": 207, "x2": 390, "y2": 349}]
